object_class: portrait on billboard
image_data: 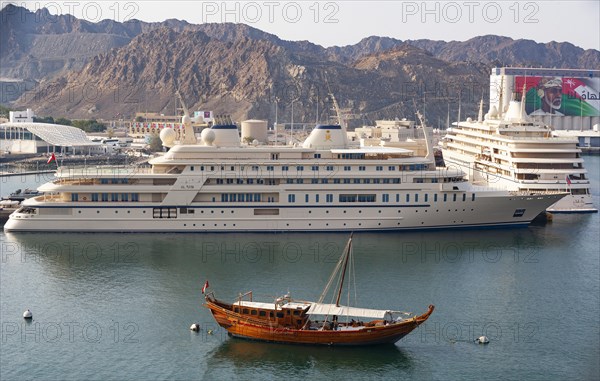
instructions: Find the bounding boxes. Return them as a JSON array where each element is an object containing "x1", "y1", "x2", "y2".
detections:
[{"x1": 516, "y1": 75, "x2": 600, "y2": 117}]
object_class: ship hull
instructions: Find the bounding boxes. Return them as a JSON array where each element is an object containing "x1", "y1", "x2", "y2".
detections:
[
  {"x1": 4, "y1": 193, "x2": 564, "y2": 232},
  {"x1": 206, "y1": 301, "x2": 434, "y2": 346}
]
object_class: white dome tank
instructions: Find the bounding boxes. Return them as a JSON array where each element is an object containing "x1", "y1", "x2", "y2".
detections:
[
  {"x1": 241, "y1": 120, "x2": 267, "y2": 144},
  {"x1": 211, "y1": 123, "x2": 241, "y2": 147},
  {"x1": 302, "y1": 124, "x2": 348, "y2": 149}
]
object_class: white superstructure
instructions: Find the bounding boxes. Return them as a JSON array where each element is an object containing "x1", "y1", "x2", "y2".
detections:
[
  {"x1": 4, "y1": 116, "x2": 565, "y2": 232},
  {"x1": 441, "y1": 99, "x2": 596, "y2": 213}
]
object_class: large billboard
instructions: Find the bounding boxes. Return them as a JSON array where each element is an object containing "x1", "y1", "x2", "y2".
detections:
[{"x1": 515, "y1": 76, "x2": 600, "y2": 117}]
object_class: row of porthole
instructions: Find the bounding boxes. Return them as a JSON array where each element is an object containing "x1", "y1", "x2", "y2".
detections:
[
  {"x1": 183, "y1": 223, "x2": 238, "y2": 227},
  {"x1": 77, "y1": 208, "x2": 475, "y2": 215}
]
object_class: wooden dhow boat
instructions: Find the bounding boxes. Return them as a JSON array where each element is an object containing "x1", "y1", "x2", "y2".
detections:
[{"x1": 204, "y1": 235, "x2": 434, "y2": 346}]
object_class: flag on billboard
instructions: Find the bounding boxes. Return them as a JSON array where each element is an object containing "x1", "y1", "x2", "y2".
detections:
[
  {"x1": 47, "y1": 152, "x2": 56, "y2": 164},
  {"x1": 202, "y1": 280, "x2": 209, "y2": 294}
]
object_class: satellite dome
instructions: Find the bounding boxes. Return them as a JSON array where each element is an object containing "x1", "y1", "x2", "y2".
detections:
[
  {"x1": 182, "y1": 115, "x2": 191, "y2": 125},
  {"x1": 159, "y1": 128, "x2": 177, "y2": 147},
  {"x1": 201, "y1": 128, "x2": 216, "y2": 146}
]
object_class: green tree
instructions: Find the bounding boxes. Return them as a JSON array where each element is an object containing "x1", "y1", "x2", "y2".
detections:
[{"x1": 148, "y1": 133, "x2": 163, "y2": 152}]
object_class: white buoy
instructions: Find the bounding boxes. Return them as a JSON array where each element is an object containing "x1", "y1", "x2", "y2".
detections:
[
  {"x1": 190, "y1": 323, "x2": 200, "y2": 332},
  {"x1": 23, "y1": 309, "x2": 32, "y2": 319},
  {"x1": 207, "y1": 329, "x2": 213, "y2": 335},
  {"x1": 476, "y1": 336, "x2": 489, "y2": 344}
]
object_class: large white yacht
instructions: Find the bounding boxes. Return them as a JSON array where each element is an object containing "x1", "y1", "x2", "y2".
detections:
[
  {"x1": 441, "y1": 99, "x2": 596, "y2": 213},
  {"x1": 3, "y1": 109, "x2": 565, "y2": 232}
]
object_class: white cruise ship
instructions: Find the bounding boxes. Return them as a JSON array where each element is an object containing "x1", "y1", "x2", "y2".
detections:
[
  {"x1": 3, "y1": 111, "x2": 565, "y2": 232},
  {"x1": 441, "y1": 100, "x2": 596, "y2": 213}
]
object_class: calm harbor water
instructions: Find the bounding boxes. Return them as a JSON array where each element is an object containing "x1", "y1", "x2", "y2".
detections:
[{"x1": 1, "y1": 157, "x2": 599, "y2": 380}]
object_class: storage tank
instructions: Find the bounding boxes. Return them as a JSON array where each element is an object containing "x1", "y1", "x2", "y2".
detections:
[{"x1": 241, "y1": 119, "x2": 268, "y2": 144}]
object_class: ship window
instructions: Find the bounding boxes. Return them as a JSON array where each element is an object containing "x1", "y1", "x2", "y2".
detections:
[
  {"x1": 406, "y1": 194, "x2": 410, "y2": 202},
  {"x1": 321, "y1": 179, "x2": 328, "y2": 184},
  {"x1": 102, "y1": 194, "x2": 109, "y2": 202},
  {"x1": 513, "y1": 209, "x2": 526, "y2": 217},
  {"x1": 472, "y1": 194, "x2": 475, "y2": 201},
  {"x1": 269, "y1": 312, "x2": 274, "y2": 318},
  {"x1": 434, "y1": 194, "x2": 438, "y2": 202},
  {"x1": 343, "y1": 179, "x2": 350, "y2": 184},
  {"x1": 326, "y1": 166, "x2": 334, "y2": 171},
  {"x1": 443, "y1": 194, "x2": 447, "y2": 202},
  {"x1": 424, "y1": 194, "x2": 428, "y2": 202},
  {"x1": 305, "y1": 194, "x2": 309, "y2": 202},
  {"x1": 297, "y1": 179, "x2": 304, "y2": 184},
  {"x1": 259, "y1": 311, "x2": 266, "y2": 317},
  {"x1": 293, "y1": 310, "x2": 301, "y2": 316},
  {"x1": 243, "y1": 309, "x2": 249, "y2": 314},
  {"x1": 132, "y1": 193, "x2": 139, "y2": 202},
  {"x1": 282, "y1": 166, "x2": 289, "y2": 171},
  {"x1": 121, "y1": 193, "x2": 128, "y2": 202},
  {"x1": 312, "y1": 166, "x2": 318, "y2": 171},
  {"x1": 251, "y1": 310, "x2": 257, "y2": 316},
  {"x1": 396, "y1": 194, "x2": 400, "y2": 202},
  {"x1": 415, "y1": 194, "x2": 419, "y2": 202},
  {"x1": 200, "y1": 166, "x2": 204, "y2": 171},
  {"x1": 376, "y1": 166, "x2": 383, "y2": 171},
  {"x1": 315, "y1": 195, "x2": 319, "y2": 203},
  {"x1": 383, "y1": 194, "x2": 389, "y2": 202},
  {"x1": 234, "y1": 307, "x2": 239, "y2": 313},
  {"x1": 190, "y1": 166, "x2": 194, "y2": 171},
  {"x1": 353, "y1": 179, "x2": 361, "y2": 184},
  {"x1": 453, "y1": 194, "x2": 457, "y2": 202},
  {"x1": 392, "y1": 179, "x2": 400, "y2": 184},
  {"x1": 288, "y1": 194, "x2": 295, "y2": 203},
  {"x1": 152, "y1": 207, "x2": 177, "y2": 219},
  {"x1": 91, "y1": 193, "x2": 98, "y2": 202},
  {"x1": 277, "y1": 312, "x2": 284, "y2": 318},
  {"x1": 334, "y1": 179, "x2": 340, "y2": 184},
  {"x1": 462, "y1": 194, "x2": 466, "y2": 202},
  {"x1": 286, "y1": 310, "x2": 291, "y2": 315},
  {"x1": 101, "y1": 179, "x2": 108, "y2": 184},
  {"x1": 296, "y1": 166, "x2": 304, "y2": 171},
  {"x1": 111, "y1": 193, "x2": 118, "y2": 202},
  {"x1": 388, "y1": 166, "x2": 396, "y2": 171},
  {"x1": 344, "y1": 166, "x2": 351, "y2": 171},
  {"x1": 326, "y1": 194, "x2": 333, "y2": 202},
  {"x1": 311, "y1": 179, "x2": 319, "y2": 184},
  {"x1": 267, "y1": 166, "x2": 274, "y2": 171},
  {"x1": 71, "y1": 193, "x2": 79, "y2": 201}
]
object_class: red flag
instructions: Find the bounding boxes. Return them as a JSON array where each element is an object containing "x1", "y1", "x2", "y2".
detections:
[
  {"x1": 47, "y1": 153, "x2": 56, "y2": 164},
  {"x1": 202, "y1": 280, "x2": 209, "y2": 294},
  {"x1": 565, "y1": 175, "x2": 572, "y2": 186}
]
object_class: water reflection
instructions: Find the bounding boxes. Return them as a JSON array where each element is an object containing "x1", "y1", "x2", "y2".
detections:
[{"x1": 203, "y1": 338, "x2": 416, "y2": 379}]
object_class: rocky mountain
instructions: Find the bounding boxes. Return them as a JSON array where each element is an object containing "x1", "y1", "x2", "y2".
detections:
[{"x1": 2, "y1": 4, "x2": 598, "y2": 125}]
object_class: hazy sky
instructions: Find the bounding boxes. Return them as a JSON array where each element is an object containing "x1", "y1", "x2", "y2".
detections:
[{"x1": 7, "y1": 1, "x2": 600, "y2": 50}]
